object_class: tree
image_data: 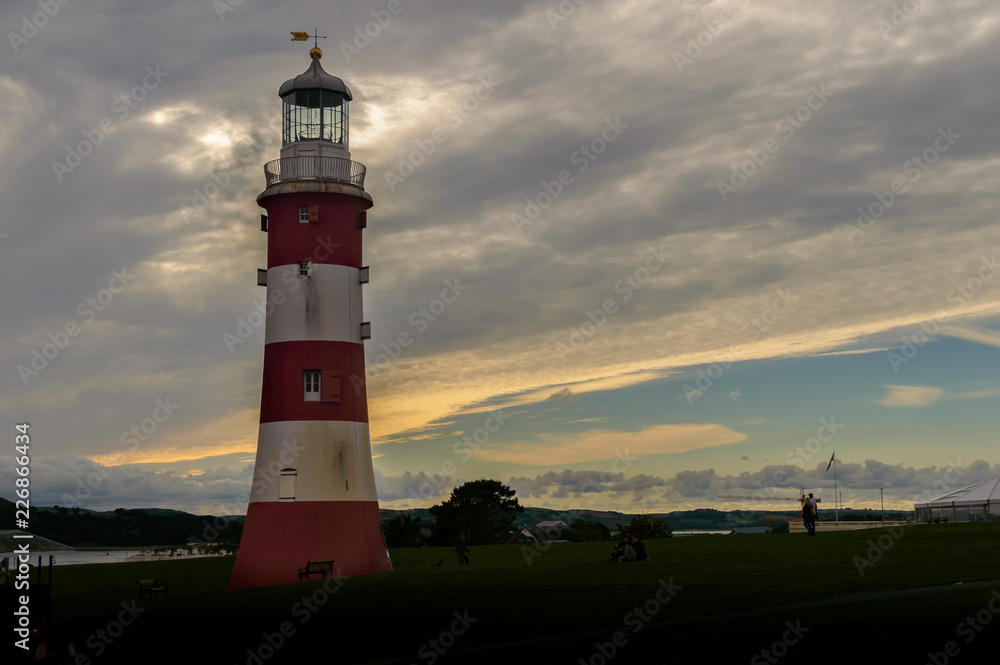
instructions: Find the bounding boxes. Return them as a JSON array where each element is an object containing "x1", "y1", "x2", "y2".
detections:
[
  {"x1": 565, "y1": 519, "x2": 610, "y2": 542},
  {"x1": 383, "y1": 514, "x2": 425, "y2": 547},
  {"x1": 429, "y1": 479, "x2": 524, "y2": 546},
  {"x1": 616, "y1": 514, "x2": 672, "y2": 539}
]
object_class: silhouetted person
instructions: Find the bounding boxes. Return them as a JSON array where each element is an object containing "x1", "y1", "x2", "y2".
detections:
[
  {"x1": 802, "y1": 493, "x2": 817, "y2": 536},
  {"x1": 455, "y1": 532, "x2": 470, "y2": 564}
]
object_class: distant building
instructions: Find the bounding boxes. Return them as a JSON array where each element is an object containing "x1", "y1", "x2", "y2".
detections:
[
  {"x1": 0, "y1": 531, "x2": 72, "y2": 553},
  {"x1": 731, "y1": 526, "x2": 769, "y2": 535},
  {"x1": 914, "y1": 474, "x2": 1000, "y2": 523},
  {"x1": 535, "y1": 521, "x2": 569, "y2": 539}
]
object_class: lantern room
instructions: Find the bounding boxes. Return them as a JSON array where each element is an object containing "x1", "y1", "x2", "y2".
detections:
[{"x1": 278, "y1": 47, "x2": 352, "y2": 159}]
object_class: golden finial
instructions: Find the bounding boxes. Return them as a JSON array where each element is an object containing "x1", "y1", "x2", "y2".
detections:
[{"x1": 291, "y1": 29, "x2": 327, "y2": 59}]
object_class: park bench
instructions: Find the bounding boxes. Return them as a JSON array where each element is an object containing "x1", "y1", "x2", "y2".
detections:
[
  {"x1": 298, "y1": 560, "x2": 335, "y2": 582},
  {"x1": 137, "y1": 579, "x2": 168, "y2": 599}
]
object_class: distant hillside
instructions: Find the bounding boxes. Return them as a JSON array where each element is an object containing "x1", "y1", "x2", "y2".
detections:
[
  {"x1": 378, "y1": 506, "x2": 773, "y2": 531},
  {"x1": 380, "y1": 506, "x2": 915, "y2": 532},
  {"x1": 0, "y1": 498, "x2": 244, "y2": 548}
]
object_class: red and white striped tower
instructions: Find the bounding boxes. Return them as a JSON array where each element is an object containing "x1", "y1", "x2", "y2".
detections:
[{"x1": 228, "y1": 44, "x2": 392, "y2": 590}]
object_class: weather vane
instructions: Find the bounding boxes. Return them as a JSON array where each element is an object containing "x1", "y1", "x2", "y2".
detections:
[{"x1": 290, "y1": 29, "x2": 327, "y2": 48}]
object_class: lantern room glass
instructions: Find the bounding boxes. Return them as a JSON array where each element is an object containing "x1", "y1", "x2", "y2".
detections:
[{"x1": 282, "y1": 89, "x2": 348, "y2": 147}]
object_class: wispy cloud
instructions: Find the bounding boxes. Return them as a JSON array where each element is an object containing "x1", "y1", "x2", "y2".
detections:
[
  {"x1": 940, "y1": 324, "x2": 1000, "y2": 348},
  {"x1": 878, "y1": 385, "x2": 946, "y2": 407},
  {"x1": 476, "y1": 423, "x2": 746, "y2": 465},
  {"x1": 878, "y1": 384, "x2": 1000, "y2": 407}
]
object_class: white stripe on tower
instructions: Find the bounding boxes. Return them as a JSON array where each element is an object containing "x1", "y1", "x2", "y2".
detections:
[
  {"x1": 250, "y1": 421, "x2": 376, "y2": 502},
  {"x1": 264, "y1": 264, "x2": 365, "y2": 344}
]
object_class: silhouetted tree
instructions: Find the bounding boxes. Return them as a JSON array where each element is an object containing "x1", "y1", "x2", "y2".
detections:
[
  {"x1": 429, "y1": 479, "x2": 524, "y2": 546},
  {"x1": 384, "y1": 514, "x2": 425, "y2": 547},
  {"x1": 565, "y1": 519, "x2": 611, "y2": 542},
  {"x1": 616, "y1": 514, "x2": 672, "y2": 539}
]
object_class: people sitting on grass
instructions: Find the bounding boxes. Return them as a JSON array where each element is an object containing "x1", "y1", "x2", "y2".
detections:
[
  {"x1": 611, "y1": 534, "x2": 649, "y2": 562},
  {"x1": 610, "y1": 537, "x2": 629, "y2": 562},
  {"x1": 625, "y1": 534, "x2": 648, "y2": 562}
]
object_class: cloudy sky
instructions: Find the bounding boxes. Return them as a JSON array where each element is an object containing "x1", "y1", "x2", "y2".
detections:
[{"x1": 2, "y1": 0, "x2": 999, "y2": 516}]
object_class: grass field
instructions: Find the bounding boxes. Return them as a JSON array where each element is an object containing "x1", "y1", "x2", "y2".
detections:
[{"x1": 9, "y1": 523, "x2": 1000, "y2": 663}]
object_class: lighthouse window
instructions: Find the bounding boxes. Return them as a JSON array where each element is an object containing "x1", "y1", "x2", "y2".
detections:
[
  {"x1": 304, "y1": 371, "x2": 320, "y2": 401},
  {"x1": 282, "y1": 90, "x2": 348, "y2": 146},
  {"x1": 298, "y1": 261, "x2": 312, "y2": 278},
  {"x1": 278, "y1": 468, "x2": 297, "y2": 502},
  {"x1": 297, "y1": 204, "x2": 319, "y2": 223}
]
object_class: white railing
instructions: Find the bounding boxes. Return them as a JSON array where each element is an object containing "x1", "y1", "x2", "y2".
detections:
[{"x1": 263, "y1": 156, "x2": 366, "y2": 188}]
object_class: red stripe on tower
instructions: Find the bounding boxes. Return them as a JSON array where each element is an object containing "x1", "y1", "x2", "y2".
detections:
[{"x1": 228, "y1": 45, "x2": 391, "y2": 590}]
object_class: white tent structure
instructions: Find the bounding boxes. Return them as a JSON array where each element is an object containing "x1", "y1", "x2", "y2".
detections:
[{"x1": 914, "y1": 475, "x2": 1000, "y2": 523}]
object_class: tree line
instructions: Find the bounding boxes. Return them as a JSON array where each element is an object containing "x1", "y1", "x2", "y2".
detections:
[{"x1": 382, "y1": 479, "x2": 672, "y2": 547}]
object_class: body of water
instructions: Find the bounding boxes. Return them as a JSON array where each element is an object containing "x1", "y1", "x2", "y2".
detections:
[
  {"x1": 1, "y1": 549, "x2": 231, "y2": 567},
  {"x1": 672, "y1": 530, "x2": 732, "y2": 536}
]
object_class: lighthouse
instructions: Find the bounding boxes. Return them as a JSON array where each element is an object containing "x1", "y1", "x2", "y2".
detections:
[{"x1": 228, "y1": 43, "x2": 392, "y2": 590}]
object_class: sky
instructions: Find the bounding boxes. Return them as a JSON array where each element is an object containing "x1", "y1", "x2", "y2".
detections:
[{"x1": 2, "y1": 0, "x2": 999, "y2": 516}]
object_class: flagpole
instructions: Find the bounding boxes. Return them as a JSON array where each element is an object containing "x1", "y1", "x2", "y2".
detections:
[{"x1": 833, "y1": 456, "x2": 839, "y2": 522}]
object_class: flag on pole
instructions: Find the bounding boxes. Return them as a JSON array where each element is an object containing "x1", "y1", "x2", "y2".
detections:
[{"x1": 826, "y1": 451, "x2": 835, "y2": 471}]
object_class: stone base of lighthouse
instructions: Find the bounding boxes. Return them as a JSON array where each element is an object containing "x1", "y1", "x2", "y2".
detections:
[{"x1": 228, "y1": 500, "x2": 391, "y2": 590}]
